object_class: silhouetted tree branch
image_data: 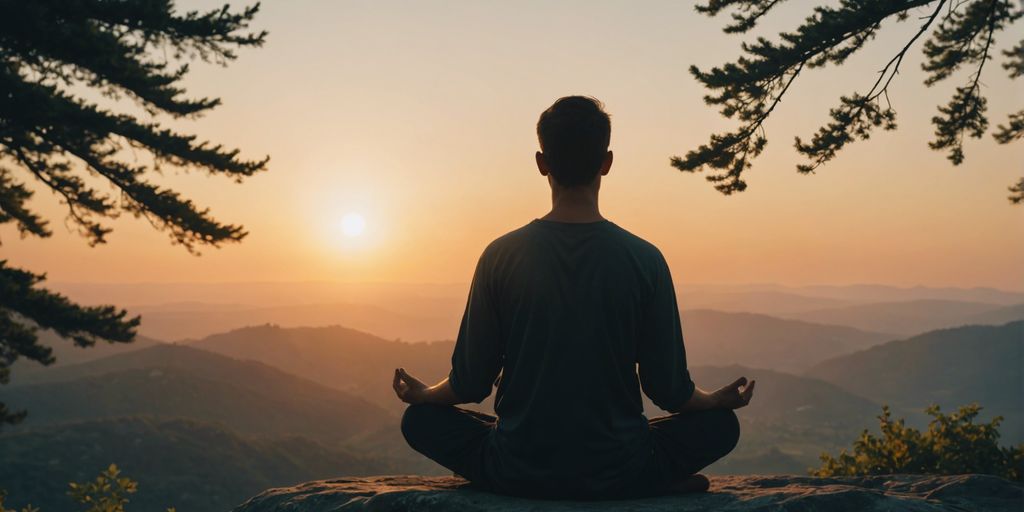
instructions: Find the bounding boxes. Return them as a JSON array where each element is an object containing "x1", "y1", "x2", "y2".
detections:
[
  {"x1": 676, "y1": 0, "x2": 1023, "y2": 203},
  {"x1": 0, "y1": 0, "x2": 268, "y2": 425}
]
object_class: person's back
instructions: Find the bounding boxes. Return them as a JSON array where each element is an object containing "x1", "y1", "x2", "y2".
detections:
[
  {"x1": 393, "y1": 96, "x2": 755, "y2": 499},
  {"x1": 457, "y1": 219, "x2": 689, "y2": 497}
]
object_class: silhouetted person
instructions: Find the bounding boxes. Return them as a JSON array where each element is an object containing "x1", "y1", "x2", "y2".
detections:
[{"x1": 393, "y1": 96, "x2": 755, "y2": 499}]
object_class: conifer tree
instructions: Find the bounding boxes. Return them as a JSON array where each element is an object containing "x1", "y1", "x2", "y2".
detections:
[
  {"x1": 674, "y1": 0, "x2": 1023, "y2": 204},
  {"x1": 0, "y1": 0, "x2": 268, "y2": 424}
]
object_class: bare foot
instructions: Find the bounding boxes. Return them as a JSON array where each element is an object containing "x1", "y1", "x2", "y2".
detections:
[{"x1": 668, "y1": 473, "x2": 710, "y2": 494}]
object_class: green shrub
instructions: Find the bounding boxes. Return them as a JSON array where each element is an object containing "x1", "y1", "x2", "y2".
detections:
[
  {"x1": 67, "y1": 464, "x2": 140, "y2": 512},
  {"x1": 1, "y1": 465, "x2": 173, "y2": 512},
  {"x1": 815, "y1": 404, "x2": 1023, "y2": 481}
]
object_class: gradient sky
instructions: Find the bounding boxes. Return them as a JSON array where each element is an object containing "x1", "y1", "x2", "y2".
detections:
[{"x1": 4, "y1": 1, "x2": 1022, "y2": 289}]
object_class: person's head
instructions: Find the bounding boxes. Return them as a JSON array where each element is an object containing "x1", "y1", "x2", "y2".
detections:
[{"x1": 536, "y1": 96, "x2": 612, "y2": 189}]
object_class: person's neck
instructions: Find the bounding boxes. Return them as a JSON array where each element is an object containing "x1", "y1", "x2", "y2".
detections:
[{"x1": 540, "y1": 185, "x2": 604, "y2": 223}]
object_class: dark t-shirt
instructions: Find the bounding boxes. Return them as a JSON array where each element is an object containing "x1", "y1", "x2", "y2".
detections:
[{"x1": 448, "y1": 219, "x2": 695, "y2": 497}]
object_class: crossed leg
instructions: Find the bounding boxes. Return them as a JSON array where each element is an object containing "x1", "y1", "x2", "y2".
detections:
[
  {"x1": 401, "y1": 404, "x2": 496, "y2": 486},
  {"x1": 647, "y1": 408, "x2": 741, "y2": 491},
  {"x1": 401, "y1": 404, "x2": 740, "y2": 497}
]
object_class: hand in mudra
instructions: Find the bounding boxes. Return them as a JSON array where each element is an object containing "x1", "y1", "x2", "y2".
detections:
[
  {"x1": 713, "y1": 377, "x2": 756, "y2": 409},
  {"x1": 393, "y1": 368, "x2": 428, "y2": 405}
]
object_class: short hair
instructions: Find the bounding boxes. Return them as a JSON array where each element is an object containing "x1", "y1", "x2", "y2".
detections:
[{"x1": 536, "y1": 96, "x2": 611, "y2": 187}]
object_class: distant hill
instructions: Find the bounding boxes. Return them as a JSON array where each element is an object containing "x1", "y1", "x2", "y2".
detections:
[
  {"x1": 684, "y1": 365, "x2": 879, "y2": 475},
  {"x1": 679, "y1": 283, "x2": 1024, "y2": 316},
  {"x1": 711, "y1": 446, "x2": 808, "y2": 475},
  {"x1": 190, "y1": 312, "x2": 890, "y2": 414},
  {"x1": 806, "y1": 322, "x2": 1024, "y2": 443},
  {"x1": 10, "y1": 330, "x2": 162, "y2": 381},
  {"x1": 679, "y1": 291, "x2": 853, "y2": 316},
  {"x1": 50, "y1": 281, "x2": 468, "y2": 312},
  {"x1": 50, "y1": 281, "x2": 467, "y2": 342},
  {"x1": 786, "y1": 299, "x2": 1005, "y2": 336},
  {"x1": 681, "y1": 310, "x2": 891, "y2": 372},
  {"x1": 965, "y1": 303, "x2": 1024, "y2": 326},
  {"x1": 190, "y1": 325, "x2": 454, "y2": 412},
  {"x1": 787, "y1": 284, "x2": 1024, "y2": 306},
  {"x1": 133, "y1": 301, "x2": 461, "y2": 343},
  {"x1": 805, "y1": 321, "x2": 1024, "y2": 410},
  {"x1": 686, "y1": 366, "x2": 878, "y2": 427},
  {"x1": 4, "y1": 344, "x2": 393, "y2": 444},
  {"x1": 0, "y1": 417, "x2": 392, "y2": 512}
]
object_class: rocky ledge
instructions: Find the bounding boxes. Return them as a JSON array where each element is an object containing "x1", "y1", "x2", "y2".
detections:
[{"x1": 233, "y1": 474, "x2": 1023, "y2": 511}]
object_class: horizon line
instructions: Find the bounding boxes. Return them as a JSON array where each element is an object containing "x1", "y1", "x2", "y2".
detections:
[{"x1": 47, "y1": 279, "x2": 1024, "y2": 294}]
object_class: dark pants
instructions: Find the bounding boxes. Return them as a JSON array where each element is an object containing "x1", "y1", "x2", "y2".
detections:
[{"x1": 401, "y1": 404, "x2": 740, "y2": 498}]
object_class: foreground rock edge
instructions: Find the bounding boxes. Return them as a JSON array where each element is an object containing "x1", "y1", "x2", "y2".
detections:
[{"x1": 233, "y1": 474, "x2": 1024, "y2": 512}]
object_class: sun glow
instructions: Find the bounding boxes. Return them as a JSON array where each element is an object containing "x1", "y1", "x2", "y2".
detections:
[{"x1": 341, "y1": 213, "x2": 366, "y2": 237}]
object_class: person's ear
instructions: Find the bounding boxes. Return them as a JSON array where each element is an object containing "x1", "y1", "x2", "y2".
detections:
[
  {"x1": 536, "y1": 151, "x2": 550, "y2": 177},
  {"x1": 600, "y1": 150, "x2": 613, "y2": 176}
]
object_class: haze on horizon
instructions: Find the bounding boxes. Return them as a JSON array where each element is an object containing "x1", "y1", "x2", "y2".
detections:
[{"x1": 3, "y1": 0, "x2": 1022, "y2": 291}]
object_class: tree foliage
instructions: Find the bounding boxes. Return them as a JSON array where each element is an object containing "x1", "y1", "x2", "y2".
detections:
[
  {"x1": 0, "y1": 0, "x2": 267, "y2": 425},
  {"x1": 1, "y1": 464, "x2": 174, "y2": 512},
  {"x1": 0, "y1": 261, "x2": 139, "y2": 425},
  {"x1": 815, "y1": 404, "x2": 1024, "y2": 481},
  {"x1": 67, "y1": 464, "x2": 140, "y2": 512},
  {"x1": 676, "y1": 0, "x2": 1023, "y2": 203}
]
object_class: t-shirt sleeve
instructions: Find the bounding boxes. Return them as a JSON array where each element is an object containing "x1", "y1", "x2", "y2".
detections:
[
  {"x1": 636, "y1": 253, "x2": 695, "y2": 413},
  {"x1": 448, "y1": 249, "x2": 504, "y2": 403}
]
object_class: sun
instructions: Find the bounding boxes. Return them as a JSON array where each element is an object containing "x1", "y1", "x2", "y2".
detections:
[{"x1": 341, "y1": 213, "x2": 366, "y2": 237}]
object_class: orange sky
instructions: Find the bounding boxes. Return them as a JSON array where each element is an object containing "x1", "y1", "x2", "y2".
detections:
[{"x1": 3, "y1": 1, "x2": 1022, "y2": 290}]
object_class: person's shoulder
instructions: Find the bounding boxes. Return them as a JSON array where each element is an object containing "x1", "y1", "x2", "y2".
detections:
[
  {"x1": 608, "y1": 223, "x2": 676, "y2": 284},
  {"x1": 479, "y1": 221, "x2": 538, "y2": 257},
  {"x1": 606, "y1": 222, "x2": 665, "y2": 260}
]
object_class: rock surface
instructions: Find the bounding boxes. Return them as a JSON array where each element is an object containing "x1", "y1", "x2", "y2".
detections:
[{"x1": 233, "y1": 474, "x2": 1023, "y2": 511}]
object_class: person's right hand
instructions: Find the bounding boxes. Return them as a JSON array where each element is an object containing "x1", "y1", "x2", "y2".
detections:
[{"x1": 713, "y1": 376, "x2": 756, "y2": 409}]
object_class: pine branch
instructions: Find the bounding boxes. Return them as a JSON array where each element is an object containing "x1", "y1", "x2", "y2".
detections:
[
  {"x1": 1009, "y1": 177, "x2": 1024, "y2": 204},
  {"x1": 679, "y1": 0, "x2": 1023, "y2": 204},
  {"x1": 926, "y1": 0, "x2": 1019, "y2": 164},
  {"x1": 695, "y1": 0, "x2": 789, "y2": 33},
  {"x1": 44, "y1": 130, "x2": 249, "y2": 251},
  {"x1": 10, "y1": 146, "x2": 115, "y2": 244},
  {"x1": 794, "y1": 0, "x2": 948, "y2": 173},
  {"x1": 671, "y1": 61, "x2": 804, "y2": 193},
  {"x1": 992, "y1": 110, "x2": 1024, "y2": 143},
  {"x1": 0, "y1": 0, "x2": 267, "y2": 424},
  {"x1": 0, "y1": 261, "x2": 137, "y2": 350},
  {"x1": 994, "y1": 40, "x2": 1022, "y2": 203},
  {"x1": 0, "y1": 0, "x2": 267, "y2": 117},
  {"x1": 0, "y1": 38, "x2": 267, "y2": 247},
  {"x1": 0, "y1": 260, "x2": 138, "y2": 426},
  {"x1": 676, "y1": 0, "x2": 938, "y2": 193},
  {"x1": 0, "y1": 167, "x2": 50, "y2": 240},
  {"x1": 1003, "y1": 38, "x2": 1024, "y2": 77}
]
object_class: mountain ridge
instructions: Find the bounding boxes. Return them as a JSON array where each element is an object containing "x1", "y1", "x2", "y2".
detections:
[
  {"x1": 0, "y1": 416, "x2": 393, "y2": 512},
  {"x1": 4, "y1": 344, "x2": 394, "y2": 443}
]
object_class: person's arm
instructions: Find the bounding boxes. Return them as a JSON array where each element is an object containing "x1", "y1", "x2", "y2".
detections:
[
  {"x1": 393, "y1": 368, "x2": 463, "y2": 406},
  {"x1": 391, "y1": 249, "x2": 503, "y2": 406},
  {"x1": 636, "y1": 255, "x2": 697, "y2": 412},
  {"x1": 637, "y1": 253, "x2": 756, "y2": 412},
  {"x1": 445, "y1": 250, "x2": 503, "y2": 403}
]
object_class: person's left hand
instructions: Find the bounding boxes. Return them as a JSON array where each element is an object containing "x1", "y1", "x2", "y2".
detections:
[
  {"x1": 712, "y1": 376, "x2": 756, "y2": 409},
  {"x1": 393, "y1": 367, "x2": 429, "y2": 404}
]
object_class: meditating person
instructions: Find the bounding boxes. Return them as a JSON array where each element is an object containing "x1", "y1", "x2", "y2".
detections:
[{"x1": 392, "y1": 95, "x2": 755, "y2": 500}]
